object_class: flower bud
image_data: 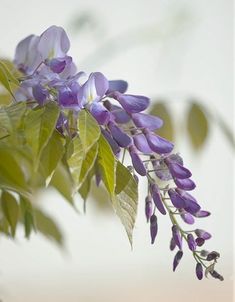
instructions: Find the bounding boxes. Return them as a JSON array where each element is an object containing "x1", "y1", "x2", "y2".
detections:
[
  {"x1": 150, "y1": 214, "x2": 158, "y2": 244},
  {"x1": 150, "y1": 184, "x2": 166, "y2": 215},
  {"x1": 206, "y1": 251, "x2": 220, "y2": 261},
  {"x1": 172, "y1": 225, "x2": 182, "y2": 250},
  {"x1": 210, "y1": 270, "x2": 224, "y2": 281},
  {"x1": 195, "y1": 229, "x2": 212, "y2": 240},
  {"x1": 129, "y1": 145, "x2": 147, "y2": 176},
  {"x1": 187, "y1": 234, "x2": 196, "y2": 251},
  {"x1": 145, "y1": 197, "x2": 153, "y2": 222},
  {"x1": 168, "y1": 189, "x2": 186, "y2": 209},
  {"x1": 196, "y1": 263, "x2": 203, "y2": 280},
  {"x1": 174, "y1": 178, "x2": 196, "y2": 191},
  {"x1": 173, "y1": 250, "x2": 183, "y2": 271},
  {"x1": 195, "y1": 237, "x2": 205, "y2": 247},
  {"x1": 170, "y1": 237, "x2": 176, "y2": 251}
]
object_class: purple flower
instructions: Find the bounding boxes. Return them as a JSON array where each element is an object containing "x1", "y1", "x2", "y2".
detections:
[
  {"x1": 58, "y1": 86, "x2": 80, "y2": 110},
  {"x1": 78, "y1": 72, "x2": 109, "y2": 105},
  {"x1": 47, "y1": 56, "x2": 72, "y2": 73},
  {"x1": 174, "y1": 178, "x2": 196, "y2": 191},
  {"x1": 56, "y1": 112, "x2": 68, "y2": 133},
  {"x1": 196, "y1": 263, "x2": 203, "y2": 280},
  {"x1": 195, "y1": 238, "x2": 205, "y2": 247},
  {"x1": 168, "y1": 189, "x2": 186, "y2": 209},
  {"x1": 108, "y1": 121, "x2": 132, "y2": 147},
  {"x1": 133, "y1": 134, "x2": 153, "y2": 154},
  {"x1": 107, "y1": 80, "x2": 128, "y2": 93},
  {"x1": 32, "y1": 84, "x2": 49, "y2": 105},
  {"x1": 132, "y1": 113, "x2": 163, "y2": 131},
  {"x1": 194, "y1": 210, "x2": 211, "y2": 218},
  {"x1": 129, "y1": 145, "x2": 147, "y2": 176},
  {"x1": 150, "y1": 184, "x2": 166, "y2": 215},
  {"x1": 195, "y1": 229, "x2": 212, "y2": 240},
  {"x1": 104, "y1": 102, "x2": 131, "y2": 124},
  {"x1": 175, "y1": 189, "x2": 200, "y2": 214},
  {"x1": 145, "y1": 196, "x2": 153, "y2": 222},
  {"x1": 101, "y1": 129, "x2": 120, "y2": 155},
  {"x1": 172, "y1": 225, "x2": 182, "y2": 250},
  {"x1": 165, "y1": 161, "x2": 192, "y2": 179},
  {"x1": 170, "y1": 237, "x2": 176, "y2": 251},
  {"x1": 179, "y1": 210, "x2": 195, "y2": 224},
  {"x1": 150, "y1": 214, "x2": 158, "y2": 244},
  {"x1": 187, "y1": 234, "x2": 196, "y2": 251},
  {"x1": 145, "y1": 130, "x2": 174, "y2": 154},
  {"x1": 90, "y1": 102, "x2": 111, "y2": 125},
  {"x1": 37, "y1": 25, "x2": 70, "y2": 60},
  {"x1": 110, "y1": 92, "x2": 150, "y2": 113},
  {"x1": 206, "y1": 251, "x2": 220, "y2": 261},
  {"x1": 173, "y1": 251, "x2": 183, "y2": 271},
  {"x1": 14, "y1": 34, "x2": 41, "y2": 74}
]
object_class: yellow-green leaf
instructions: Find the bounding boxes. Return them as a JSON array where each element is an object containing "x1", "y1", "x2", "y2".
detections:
[
  {"x1": 0, "y1": 60, "x2": 19, "y2": 97},
  {"x1": 50, "y1": 162, "x2": 74, "y2": 204},
  {"x1": 1, "y1": 191, "x2": 19, "y2": 236},
  {"x1": 79, "y1": 143, "x2": 98, "y2": 185},
  {"x1": 20, "y1": 196, "x2": 35, "y2": 238},
  {"x1": 0, "y1": 146, "x2": 31, "y2": 196},
  {"x1": 24, "y1": 102, "x2": 60, "y2": 169},
  {"x1": 34, "y1": 208, "x2": 63, "y2": 246},
  {"x1": 187, "y1": 102, "x2": 209, "y2": 150},
  {"x1": 112, "y1": 161, "x2": 138, "y2": 246},
  {"x1": 67, "y1": 136, "x2": 84, "y2": 190},
  {"x1": 40, "y1": 131, "x2": 65, "y2": 181},
  {"x1": 79, "y1": 167, "x2": 95, "y2": 202},
  {"x1": 78, "y1": 109, "x2": 101, "y2": 153},
  {"x1": 0, "y1": 101, "x2": 26, "y2": 134},
  {"x1": 97, "y1": 134, "x2": 116, "y2": 195}
]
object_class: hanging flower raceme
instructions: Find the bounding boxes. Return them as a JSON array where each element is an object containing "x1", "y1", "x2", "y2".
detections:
[{"x1": 13, "y1": 25, "x2": 223, "y2": 281}]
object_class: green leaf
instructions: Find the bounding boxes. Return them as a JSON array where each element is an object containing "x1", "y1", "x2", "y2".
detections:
[
  {"x1": 34, "y1": 208, "x2": 63, "y2": 246},
  {"x1": 0, "y1": 126, "x2": 9, "y2": 139},
  {"x1": 78, "y1": 109, "x2": 101, "y2": 153},
  {"x1": 0, "y1": 60, "x2": 19, "y2": 86},
  {"x1": 0, "y1": 93, "x2": 12, "y2": 106},
  {"x1": 0, "y1": 146, "x2": 31, "y2": 196},
  {"x1": 50, "y1": 162, "x2": 74, "y2": 204},
  {"x1": 112, "y1": 161, "x2": 138, "y2": 246},
  {"x1": 40, "y1": 131, "x2": 65, "y2": 181},
  {"x1": 97, "y1": 134, "x2": 116, "y2": 195},
  {"x1": 0, "y1": 60, "x2": 19, "y2": 97},
  {"x1": 149, "y1": 101, "x2": 174, "y2": 141},
  {"x1": 24, "y1": 102, "x2": 60, "y2": 169},
  {"x1": 79, "y1": 167, "x2": 95, "y2": 202},
  {"x1": 79, "y1": 143, "x2": 98, "y2": 185},
  {"x1": 187, "y1": 102, "x2": 209, "y2": 150},
  {"x1": 0, "y1": 101, "x2": 26, "y2": 134},
  {"x1": 67, "y1": 136, "x2": 84, "y2": 190},
  {"x1": 1, "y1": 191, "x2": 19, "y2": 236},
  {"x1": 20, "y1": 196, "x2": 35, "y2": 238}
]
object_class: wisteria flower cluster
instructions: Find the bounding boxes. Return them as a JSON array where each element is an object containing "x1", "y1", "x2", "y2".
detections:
[{"x1": 13, "y1": 25, "x2": 223, "y2": 281}]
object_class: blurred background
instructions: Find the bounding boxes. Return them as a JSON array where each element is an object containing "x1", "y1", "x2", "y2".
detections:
[{"x1": 0, "y1": 0, "x2": 234, "y2": 301}]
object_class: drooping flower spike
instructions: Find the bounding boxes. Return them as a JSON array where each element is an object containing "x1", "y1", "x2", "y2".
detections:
[{"x1": 13, "y1": 25, "x2": 223, "y2": 281}]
